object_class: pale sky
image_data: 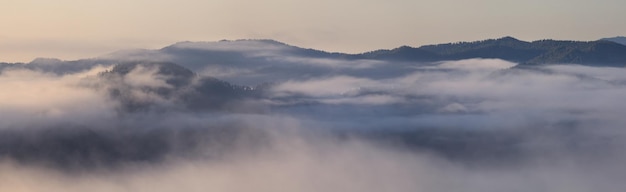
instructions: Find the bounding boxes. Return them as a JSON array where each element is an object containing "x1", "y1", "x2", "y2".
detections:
[{"x1": 1, "y1": 0, "x2": 625, "y2": 62}]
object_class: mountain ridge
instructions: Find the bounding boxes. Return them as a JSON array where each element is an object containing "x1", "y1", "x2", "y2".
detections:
[
  {"x1": 98, "y1": 61, "x2": 264, "y2": 112},
  {"x1": 163, "y1": 37, "x2": 626, "y2": 66},
  {"x1": 3, "y1": 36, "x2": 626, "y2": 76},
  {"x1": 363, "y1": 37, "x2": 626, "y2": 66},
  {"x1": 156, "y1": 37, "x2": 626, "y2": 66},
  {"x1": 600, "y1": 36, "x2": 626, "y2": 46}
]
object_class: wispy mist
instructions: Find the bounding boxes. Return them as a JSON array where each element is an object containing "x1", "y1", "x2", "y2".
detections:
[{"x1": 1, "y1": 46, "x2": 625, "y2": 191}]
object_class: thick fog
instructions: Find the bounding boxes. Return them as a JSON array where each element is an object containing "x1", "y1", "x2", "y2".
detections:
[{"x1": 1, "y1": 49, "x2": 626, "y2": 191}]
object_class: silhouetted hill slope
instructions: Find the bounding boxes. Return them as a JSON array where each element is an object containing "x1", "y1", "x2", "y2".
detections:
[
  {"x1": 366, "y1": 37, "x2": 626, "y2": 66},
  {"x1": 601, "y1": 36, "x2": 626, "y2": 46},
  {"x1": 151, "y1": 37, "x2": 626, "y2": 67},
  {"x1": 0, "y1": 62, "x2": 15, "y2": 72},
  {"x1": 99, "y1": 62, "x2": 263, "y2": 112},
  {"x1": 417, "y1": 37, "x2": 541, "y2": 62},
  {"x1": 527, "y1": 40, "x2": 626, "y2": 65},
  {"x1": 159, "y1": 39, "x2": 343, "y2": 62},
  {"x1": 360, "y1": 46, "x2": 442, "y2": 61},
  {"x1": 3, "y1": 37, "x2": 626, "y2": 78}
]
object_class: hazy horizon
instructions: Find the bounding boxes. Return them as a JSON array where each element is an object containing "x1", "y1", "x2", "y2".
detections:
[
  {"x1": 4, "y1": 35, "x2": 626, "y2": 63},
  {"x1": 2, "y1": 0, "x2": 626, "y2": 62}
]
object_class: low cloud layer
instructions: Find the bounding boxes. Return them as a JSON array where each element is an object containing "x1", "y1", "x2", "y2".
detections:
[
  {"x1": 1, "y1": 56, "x2": 625, "y2": 191},
  {"x1": 0, "y1": 67, "x2": 116, "y2": 129}
]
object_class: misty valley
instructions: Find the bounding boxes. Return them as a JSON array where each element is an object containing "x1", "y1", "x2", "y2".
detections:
[{"x1": 1, "y1": 37, "x2": 626, "y2": 192}]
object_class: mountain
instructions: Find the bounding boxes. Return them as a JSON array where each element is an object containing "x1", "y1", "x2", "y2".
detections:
[
  {"x1": 601, "y1": 36, "x2": 626, "y2": 46},
  {"x1": 365, "y1": 37, "x2": 626, "y2": 66},
  {"x1": 427, "y1": 37, "x2": 553, "y2": 62},
  {"x1": 101, "y1": 40, "x2": 420, "y2": 85},
  {"x1": 99, "y1": 61, "x2": 263, "y2": 112},
  {"x1": 0, "y1": 62, "x2": 15, "y2": 72},
  {"x1": 3, "y1": 37, "x2": 626, "y2": 82},
  {"x1": 525, "y1": 40, "x2": 626, "y2": 65},
  {"x1": 360, "y1": 46, "x2": 442, "y2": 61},
  {"x1": 404, "y1": 36, "x2": 540, "y2": 62},
  {"x1": 111, "y1": 37, "x2": 626, "y2": 70}
]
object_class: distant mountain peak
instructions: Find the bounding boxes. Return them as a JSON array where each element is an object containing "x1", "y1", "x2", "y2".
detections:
[
  {"x1": 163, "y1": 39, "x2": 293, "y2": 52},
  {"x1": 496, "y1": 36, "x2": 522, "y2": 42},
  {"x1": 395, "y1": 45, "x2": 417, "y2": 50},
  {"x1": 170, "y1": 39, "x2": 288, "y2": 46},
  {"x1": 236, "y1": 39, "x2": 287, "y2": 45},
  {"x1": 600, "y1": 36, "x2": 626, "y2": 46},
  {"x1": 29, "y1": 57, "x2": 63, "y2": 65}
]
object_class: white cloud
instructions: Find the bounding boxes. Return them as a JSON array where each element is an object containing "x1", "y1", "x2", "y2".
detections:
[
  {"x1": 434, "y1": 58, "x2": 516, "y2": 70},
  {"x1": 123, "y1": 65, "x2": 172, "y2": 89},
  {"x1": 438, "y1": 103, "x2": 468, "y2": 113},
  {"x1": 322, "y1": 95, "x2": 405, "y2": 105},
  {"x1": 272, "y1": 76, "x2": 379, "y2": 97},
  {"x1": 271, "y1": 56, "x2": 386, "y2": 69},
  {"x1": 267, "y1": 59, "x2": 626, "y2": 131},
  {"x1": 0, "y1": 68, "x2": 116, "y2": 129},
  {"x1": 2, "y1": 57, "x2": 626, "y2": 192}
]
